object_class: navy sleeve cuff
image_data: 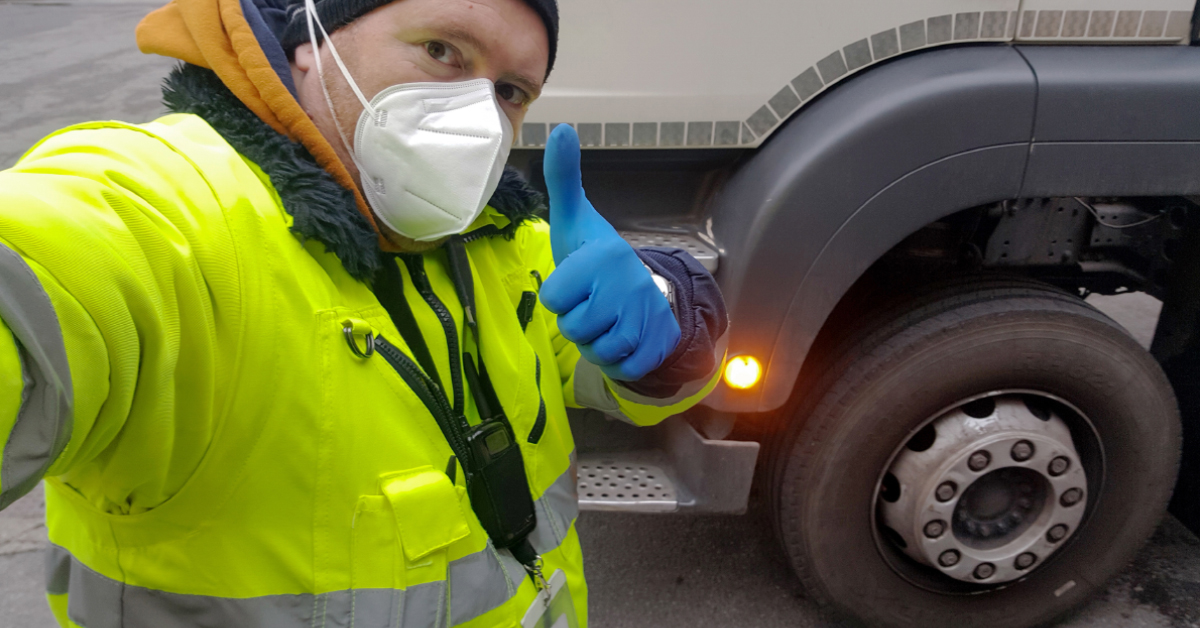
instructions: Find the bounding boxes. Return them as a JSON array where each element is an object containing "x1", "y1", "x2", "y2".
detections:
[{"x1": 624, "y1": 247, "x2": 729, "y2": 398}]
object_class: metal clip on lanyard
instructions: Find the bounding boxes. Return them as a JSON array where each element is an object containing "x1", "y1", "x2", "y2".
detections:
[{"x1": 443, "y1": 241, "x2": 546, "y2": 590}]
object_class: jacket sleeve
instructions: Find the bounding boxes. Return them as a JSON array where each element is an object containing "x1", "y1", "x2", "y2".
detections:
[
  {"x1": 0, "y1": 120, "x2": 239, "y2": 514},
  {"x1": 518, "y1": 219, "x2": 727, "y2": 427}
]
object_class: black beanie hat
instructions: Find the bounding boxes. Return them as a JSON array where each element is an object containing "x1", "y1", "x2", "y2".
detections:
[{"x1": 279, "y1": 0, "x2": 559, "y2": 78}]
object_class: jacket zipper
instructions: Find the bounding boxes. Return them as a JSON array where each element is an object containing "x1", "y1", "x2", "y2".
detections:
[
  {"x1": 374, "y1": 335, "x2": 469, "y2": 461},
  {"x1": 402, "y1": 255, "x2": 466, "y2": 418},
  {"x1": 456, "y1": 224, "x2": 502, "y2": 244}
]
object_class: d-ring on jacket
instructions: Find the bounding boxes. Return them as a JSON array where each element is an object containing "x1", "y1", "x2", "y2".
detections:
[{"x1": 0, "y1": 46, "x2": 727, "y2": 628}]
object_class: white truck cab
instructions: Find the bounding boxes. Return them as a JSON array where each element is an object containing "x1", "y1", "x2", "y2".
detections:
[
  {"x1": 510, "y1": 3, "x2": 1200, "y2": 627},
  {"x1": 526, "y1": 2, "x2": 1191, "y2": 151}
]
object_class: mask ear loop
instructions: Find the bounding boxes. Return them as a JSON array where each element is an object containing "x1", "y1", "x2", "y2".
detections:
[{"x1": 303, "y1": 0, "x2": 376, "y2": 176}]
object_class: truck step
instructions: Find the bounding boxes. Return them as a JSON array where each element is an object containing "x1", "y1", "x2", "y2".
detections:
[
  {"x1": 572, "y1": 413, "x2": 760, "y2": 514},
  {"x1": 577, "y1": 456, "x2": 678, "y2": 512},
  {"x1": 618, "y1": 231, "x2": 719, "y2": 273}
]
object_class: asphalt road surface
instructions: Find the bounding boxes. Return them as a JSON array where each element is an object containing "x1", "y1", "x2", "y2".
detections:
[{"x1": 1, "y1": 2, "x2": 1199, "y2": 627}]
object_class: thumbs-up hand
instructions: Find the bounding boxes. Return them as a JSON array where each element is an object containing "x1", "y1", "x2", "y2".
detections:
[{"x1": 539, "y1": 125, "x2": 681, "y2": 381}]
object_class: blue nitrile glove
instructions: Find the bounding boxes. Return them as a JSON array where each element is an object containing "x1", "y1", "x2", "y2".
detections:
[{"x1": 540, "y1": 125, "x2": 682, "y2": 381}]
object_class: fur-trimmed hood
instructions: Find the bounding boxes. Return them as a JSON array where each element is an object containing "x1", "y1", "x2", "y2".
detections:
[{"x1": 162, "y1": 63, "x2": 545, "y2": 282}]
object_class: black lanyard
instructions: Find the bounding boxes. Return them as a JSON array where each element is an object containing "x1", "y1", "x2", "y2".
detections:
[
  {"x1": 374, "y1": 254, "x2": 440, "y2": 386},
  {"x1": 375, "y1": 242, "x2": 546, "y2": 587}
]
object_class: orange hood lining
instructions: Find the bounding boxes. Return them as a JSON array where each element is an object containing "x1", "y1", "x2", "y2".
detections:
[{"x1": 136, "y1": 0, "x2": 388, "y2": 246}]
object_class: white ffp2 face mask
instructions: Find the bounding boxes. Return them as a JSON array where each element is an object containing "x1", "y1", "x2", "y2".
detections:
[{"x1": 304, "y1": 1, "x2": 513, "y2": 242}]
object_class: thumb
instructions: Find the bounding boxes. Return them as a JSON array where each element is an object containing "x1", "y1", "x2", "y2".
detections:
[
  {"x1": 544, "y1": 124, "x2": 590, "y2": 264},
  {"x1": 544, "y1": 124, "x2": 584, "y2": 208}
]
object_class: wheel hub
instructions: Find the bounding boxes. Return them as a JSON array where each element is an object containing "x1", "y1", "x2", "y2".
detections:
[
  {"x1": 878, "y1": 395, "x2": 1089, "y2": 584},
  {"x1": 953, "y1": 466, "x2": 1047, "y2": 548}
]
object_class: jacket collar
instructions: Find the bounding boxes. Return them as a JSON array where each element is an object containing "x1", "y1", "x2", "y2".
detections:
[{"x1": 161, "y1": 63, "x2": 546, "y2": 282}]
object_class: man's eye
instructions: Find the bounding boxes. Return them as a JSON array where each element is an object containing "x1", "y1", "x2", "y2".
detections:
[
  {"x1": 496, "y1": 83, "x2": 527, "y2": 106},
  {"x1": 425, "y1": 41, "x2": 456, "y2": 65}
]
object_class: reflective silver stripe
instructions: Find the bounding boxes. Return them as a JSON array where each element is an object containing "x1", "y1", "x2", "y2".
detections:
[
  {"x1": 449, "y1": 543, "x2": 515, "y2": 625},
  {"x1": 572, "y1": 359, "x2": 631, "y2": 422},
  {"x1": 400, "y1": 581, "x2": 445, "y2": 628},
  {"x1": 529, "y1": 454, "x2": 580, "y2": 555},
  {"x1": 45, "y1": 542, "x2": 70, "y2": 595},
  {"x1": 42, "y1": 463, "x2": 582, "y2": 627},
  {"x1": 43, "y1": 544, "x2": 511, "y2": 628},
  {"x1": 0, "y1": 242, "x2": 73, "y2": 510},
  {"x1": 46, "y1": 541, "x2": 441, "y2": 628},
  {"x1": 573, "y1": 332, "x2": 728, "y2": 423}
]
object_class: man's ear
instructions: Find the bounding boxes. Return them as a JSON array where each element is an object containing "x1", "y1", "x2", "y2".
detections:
[
  {"x1": 293, "y1": 42, "x2": 315, "y2": 72},
  {"x1": 291, "y1": 42, "x2": 315, "y2": 93}
]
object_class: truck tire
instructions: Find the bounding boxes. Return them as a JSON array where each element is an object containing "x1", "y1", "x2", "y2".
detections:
[{"x1": 770, "y1": 278, "x2": 1181, "y2": 628}]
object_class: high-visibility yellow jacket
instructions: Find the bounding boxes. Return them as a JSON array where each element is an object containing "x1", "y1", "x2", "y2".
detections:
[{"x1": 0, "y1": 109, "x2": 719, "y2": 627}]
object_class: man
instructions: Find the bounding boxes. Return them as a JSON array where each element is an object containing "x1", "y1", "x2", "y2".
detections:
[{"x1": 0, "y1": 0, "x2": 727, "y2": 625}]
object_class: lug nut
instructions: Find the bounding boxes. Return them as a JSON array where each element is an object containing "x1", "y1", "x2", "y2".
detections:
[
  {"x1": 973, "y1": 562, "x2": 996, "y2": 579},
  {"x1": 924, "y1": 520, "x2": 947, "y2": 539},
  {"x1": 1011, "y1": 440, "x2": 1035, "y2": 462},
  {"x1": 1060, "y1": 488, "x2": 1084, "y2": 507},
  {"x1": 935, "y1": 481, "x2": 958, "y2": 502},
  {"x1": 1047, "y1": 524, "x2": 1069, "y2": 542},
  {"x1": 1049, "y1": 456, "x2": 1071, "y2": 476},
  {"x1": 938, "y1": 550, "x2": 961, "y2": 567},
  {"x1": 968, "y1": 451, "x2": 991, "y2": 472},
  {"x1": 1015, "y1": 552, "x2": 1037, "y2": 570}
]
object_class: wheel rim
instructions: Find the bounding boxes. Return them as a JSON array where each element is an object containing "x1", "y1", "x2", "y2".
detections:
[{"x1": 872, "y1": 391, "x2": 1105, "y2": 592}]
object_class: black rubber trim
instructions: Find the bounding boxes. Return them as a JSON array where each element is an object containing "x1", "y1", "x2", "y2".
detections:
[
  {"x1": 527, "y1": 356, "x2": 547, "y2": 445},
  {"x1": 517, "y1": 291, "x2": 537, "y2": 332}
]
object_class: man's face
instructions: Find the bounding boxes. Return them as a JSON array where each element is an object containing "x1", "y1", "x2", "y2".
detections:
[{"x1": 291, "y1": 0, "x2": 549, "y2": 249}]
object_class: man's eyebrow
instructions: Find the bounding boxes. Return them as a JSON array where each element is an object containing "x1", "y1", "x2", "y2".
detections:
[
  {"x1": 439, "y1": 26, "x2": 491, "y2": 58},
  {"x1": 504, "y1": 73, "x2": 543, "y2": 99},
  {"x1": 436, "y1": 27, "x2": 543, "y2": 99}
]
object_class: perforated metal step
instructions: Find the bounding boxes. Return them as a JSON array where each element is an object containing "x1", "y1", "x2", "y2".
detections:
[
  {"x1": 619, "y1": 231, "x2": 719, "y2": 273},
  {"x1": 577, "y1": 456, "x2": 678, "y2": 513}
]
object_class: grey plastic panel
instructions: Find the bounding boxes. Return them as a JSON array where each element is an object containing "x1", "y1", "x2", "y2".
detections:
[
  {"x1": 1018, "y1": 46, "x2": 1200, "y2": 142},
  {"x1": 705, "y1": 46, "x2": 1037, "y2": 412},
  {"x1": 1017, "y1": 45, "x2": 1200, "y2": 197},
  {"x1": 1022, "y1": 142, "x2": 1200, "y2": 198}
]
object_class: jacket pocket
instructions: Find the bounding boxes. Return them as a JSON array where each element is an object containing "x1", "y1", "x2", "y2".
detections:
[
  {"x1": 383, "y1": 466, "x2": 472, "y2": 628},
  {"x1": 381, "y1": 466, "x2": 471, "y2": 564},
  {"x1": 350, "y1": 466, "x2": 472, "y2": 628}
]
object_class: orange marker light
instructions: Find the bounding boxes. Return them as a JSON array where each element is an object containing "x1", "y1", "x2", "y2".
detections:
[{"x1": 723, "y1": 355, "x2": 762, "y2": 390}]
